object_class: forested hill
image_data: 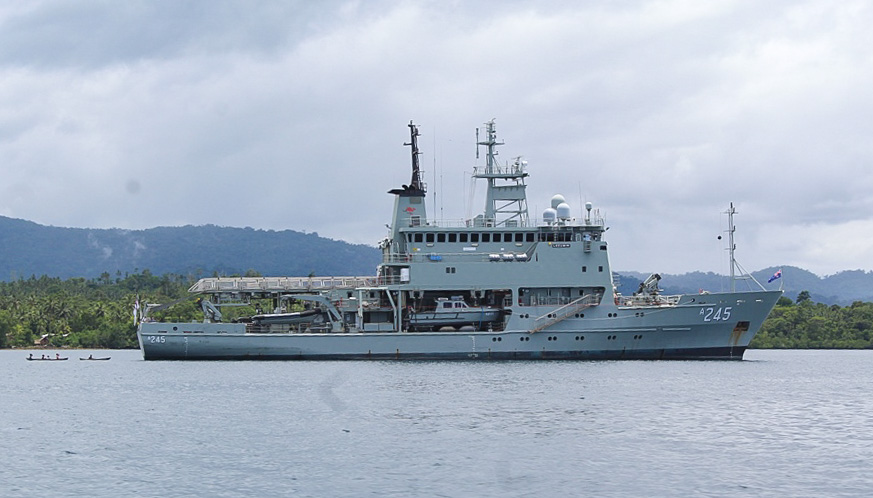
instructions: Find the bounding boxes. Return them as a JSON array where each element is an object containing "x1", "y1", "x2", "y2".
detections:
[{"x1": 0, "y1": 216, "x2": 381, "y2": 280}]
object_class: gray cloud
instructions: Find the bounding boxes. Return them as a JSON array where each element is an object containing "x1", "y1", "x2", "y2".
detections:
[{"x1": 1, "y1": 0, "x2": 871, "y2": 276}]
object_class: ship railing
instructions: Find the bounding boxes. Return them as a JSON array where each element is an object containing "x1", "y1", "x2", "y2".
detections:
[
  {"x1": 524, "y1": 296, "x2": 584, "y2": 306},
  {"x1": 245, "y1": 323, "x2": 337, "y2": 334},
  {"x1": 189, "y1": 276, "x2": 378, "y2": 294},
  {"x1": 375, "y1": 275, "x2": 404, "y2": 286},
  {"x1": 399, "y1": 215, "x2": 605, "y2": 229},
  {"x1": 615, "y1": 294, "x2": 681, "y2": 307},
  {"x1": 472, "y1": 163, "x2": 527, "y2": 177}
]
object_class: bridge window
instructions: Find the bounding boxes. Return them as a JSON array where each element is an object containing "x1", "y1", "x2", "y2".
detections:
[
  {"x1": 471, "y1": 233, "x2": 480, "y2": 243},
  {"x1": 426, "y1": 233, "x2": 434, "y2": 243},
  {"x1": 482, "y1": 233, "x2": 491, "y2": 243},
  {"x1": 437, "y1": 233, "x2": 446, "y2": 243},
  {"x1": 449, "y1": 233, "x2": 457, "y2": 243},
  {"x1": 414, "y1": 233, "x2": 423, "y2": 243},
  {"x1": 460, "y1": 233, "x2": 468, "y2": 243}
]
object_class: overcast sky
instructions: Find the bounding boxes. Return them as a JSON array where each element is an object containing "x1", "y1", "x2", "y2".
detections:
[{"x1": 1, "y1": 0, "x2": 871, "y2": 277}]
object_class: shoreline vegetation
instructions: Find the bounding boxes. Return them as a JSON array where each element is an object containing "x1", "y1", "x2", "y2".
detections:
[{"x1": 2, "y1": 272, "x2": 872, "y2": 350}]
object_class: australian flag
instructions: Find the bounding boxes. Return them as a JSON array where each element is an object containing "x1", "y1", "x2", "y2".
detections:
[{"x1": 768, "y1": 269, "x2": 783, "y2": 283}]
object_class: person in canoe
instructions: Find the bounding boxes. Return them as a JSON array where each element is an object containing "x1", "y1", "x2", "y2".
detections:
[
  {"x1": 88, "y1": 354, "x2": 93, "y2": 360},
  {"x1": 28, "y1": 353, "x2": 33, "y2": 360},
  {"x1": 56, "y1": 353, "x2": 61, "y2": 359}
]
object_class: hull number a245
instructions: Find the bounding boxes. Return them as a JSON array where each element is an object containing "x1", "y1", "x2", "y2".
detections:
[{"x1": 701, "y1": 307, "x2": 732, "y2": 322}]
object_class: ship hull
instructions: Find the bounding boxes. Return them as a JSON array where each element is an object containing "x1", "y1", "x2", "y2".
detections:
[{"x1": 138, "y1": 290, "x2": 781, "y2": 361}]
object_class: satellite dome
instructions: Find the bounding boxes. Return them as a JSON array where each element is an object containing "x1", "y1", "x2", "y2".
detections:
[
  {"x1": 550, "y1": 194, "x2": 566, "y2": 209},
  {"x1": 556, "y1": 202, "x2": 571, "y2": 220},
  {"x1": 543, "y1": 207, "x2": 557, "y2": 224}
]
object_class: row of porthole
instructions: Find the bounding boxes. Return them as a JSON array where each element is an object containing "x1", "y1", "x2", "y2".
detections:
[
  {"x1": 491, "y1": 337, "x2": 503, "y2": 342},
  {"x1": 509, "y1": 334, "x2": 642, "y2": 342},
  {"x1": 517, "y1": 313, "x2": 647, "y2": 319}
]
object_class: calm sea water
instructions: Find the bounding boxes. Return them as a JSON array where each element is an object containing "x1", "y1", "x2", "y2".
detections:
[{"x1": 2, "y1": 349, "x2": 872, "y2": 497}]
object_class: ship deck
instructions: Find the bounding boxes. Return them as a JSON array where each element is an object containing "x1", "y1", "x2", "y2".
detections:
[{"x1": 189, "y1": 276, "x2": 378, "y2": 295}]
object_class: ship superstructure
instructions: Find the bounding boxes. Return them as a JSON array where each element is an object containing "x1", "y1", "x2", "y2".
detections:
[{"x1": 138, "y1": 120, "x2": 781, "y2": 360}]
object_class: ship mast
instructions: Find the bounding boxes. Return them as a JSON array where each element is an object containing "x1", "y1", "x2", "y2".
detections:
[
  {"x1": 726, "y1": 203, "x2": 737, "y2": 292},
  {"x1": 387, "y1": 121, "x2": 428, "y2": 245},
  {"x1": 405, "y1": 121, "x2": 425, "y2": 194},
  {"x1": 473, "y1": 120, "x2": 529, "y2": 227},
  {"x1": 725, "y1": 203, "x2": 765, "y2": 291}
]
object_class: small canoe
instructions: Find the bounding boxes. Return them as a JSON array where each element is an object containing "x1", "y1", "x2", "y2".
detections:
[
  {"x1": 26, "y1": 357, "x2": 68, "y2": 361},
  {"x1": 80, "y1": 357, "x2": 111, "y2": 361}
]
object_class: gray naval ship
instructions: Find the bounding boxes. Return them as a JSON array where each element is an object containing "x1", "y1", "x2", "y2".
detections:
[{"x1": 138, "y1": 120, "x2": 781, "y2": 360}]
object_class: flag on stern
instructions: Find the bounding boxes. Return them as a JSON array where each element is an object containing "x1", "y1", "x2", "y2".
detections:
[{"x1": 768, "y1": 269, "x2": 783, "y2": 283}]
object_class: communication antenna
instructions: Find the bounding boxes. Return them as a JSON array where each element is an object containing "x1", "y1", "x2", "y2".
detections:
[
  {"x1": 727, "y1": 203, "x2": 737, "y2": 290},
  {"x1": 722, "y1": 203, "x2": 765, "y2": 292}
]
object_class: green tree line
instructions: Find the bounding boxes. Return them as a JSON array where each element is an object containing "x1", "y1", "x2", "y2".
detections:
[
  {"x1": 2, "y1": 273, "x2": 873, "y2": 349},
  {"x1": 0, "y1": 270, "x2": 261, "y2": 349},
  {"x1": 750, "y1": 292, "x2": 873, "y2": 349}
]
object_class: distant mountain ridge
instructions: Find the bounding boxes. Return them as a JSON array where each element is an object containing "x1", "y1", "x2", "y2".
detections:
[
  {"x1": 0, "y1": 215, "x2": 381, "y2": 280},
  {"x1": 2, "y1": 216, "x2": 871, "y2": 304},
  {"x1": 616, "y1": 267, "x2": 873, "y2": 306}
]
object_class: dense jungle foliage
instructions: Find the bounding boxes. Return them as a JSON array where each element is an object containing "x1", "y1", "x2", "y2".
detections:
[
  {"x1": 750, "y1": 293, "x2": 873, "y2": 348},
  {"x1": 0, "y1": 270, "x2": 265, "y2": 349},
  {"x1": 2, "y1": 273, "x2": 873, "y2": 349}
]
